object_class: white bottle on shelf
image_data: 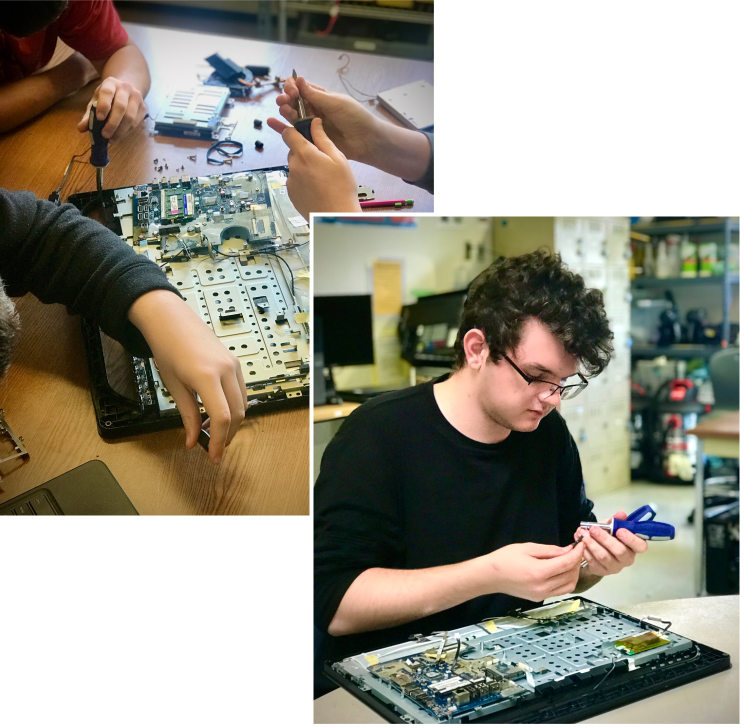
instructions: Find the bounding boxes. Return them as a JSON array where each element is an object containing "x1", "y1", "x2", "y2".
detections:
[
  {"x1": 666, "y1": 234, "x2": 682, "y2": 277},
  {"x1": 655, "y1": 239, "x2": 670, "y2": 278}
]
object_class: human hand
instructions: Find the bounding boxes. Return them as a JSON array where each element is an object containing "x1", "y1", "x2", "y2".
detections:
[
  {"x1": 76, "y1": 76, "x2": 147, "y2": 141},
  {"x1": 127, "y1": 290, "x2": 247, "y2": 465},
  {"x1": 265, "y1": 116, "x2": 361, "y2": 219},
  {"x1": 484, "y1": 541, "x2": 587, "y2": 602},
  {"x1": 274, "y1": 74, "x2": 381, "y2": 165},
  {"x1": 573, "y1": 511, "x2": 649, "y2": 577}
]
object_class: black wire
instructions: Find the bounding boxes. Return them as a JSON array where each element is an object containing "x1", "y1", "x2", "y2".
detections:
[
  {"x1": 209, "y1": 247, "x2": 295, "y2": 297},
  {"x1": 450, "y1": 638, "x2": 461, "y2": 672},
  {"x1": 255, "y1": 250, "x2": 295, "y2": 296},
  {"x1": 80, "y1": 193, "x2": 105, "y2": 217},
  {"x1": 592, "y1": 655, "x2": 618, "y2": 691},
  {"x1": 337, "y1": 53, "x2": 377, "y2": 102},
  {"x1": 49, "y1": 145, "x2": 91, "y2": 204},
  {"x1": 206, "y1": 139, "x2": 244, "y2": 165}
]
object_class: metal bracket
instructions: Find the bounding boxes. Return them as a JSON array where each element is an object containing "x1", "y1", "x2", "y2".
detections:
[{"x1": 0, "y1": 410, "x2": 29, "y2": 478}]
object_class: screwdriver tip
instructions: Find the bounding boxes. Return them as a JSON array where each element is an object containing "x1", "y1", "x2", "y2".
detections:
[{"x1": 292, "y1": 69, "x2": 298, "y2": 79}]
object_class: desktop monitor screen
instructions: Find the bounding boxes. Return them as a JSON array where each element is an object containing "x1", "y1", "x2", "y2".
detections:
[{"x1": 314, "y1": 294, "x2": 375, "y2": 367}]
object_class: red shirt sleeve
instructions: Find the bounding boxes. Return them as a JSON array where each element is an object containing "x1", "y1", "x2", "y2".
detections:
[
  {"x1": 0, "y1": 0, "x2": 128, "y2": 85},
  {"x1": 52, "y1": 0, "x2": 129, "y2": 61}
]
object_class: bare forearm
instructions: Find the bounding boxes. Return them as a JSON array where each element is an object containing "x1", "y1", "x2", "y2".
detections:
[
  {"x1": 98, "y1": 41, "x2": 150, "y2": 97},
  {"x1": 366, "y1": 120, "x2": 431, "y2": 181},
  {"x1": 328, "y1": 557, "x2": 492, "y2": 637},
  {"x1": 0, "y1": 62, "x2": 87, "y2": 133}
]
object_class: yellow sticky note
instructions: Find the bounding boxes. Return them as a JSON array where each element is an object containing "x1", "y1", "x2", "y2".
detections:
[
  {"x1": 294, "y1": 312, "x2": 309, "y2": 323},
  {"x1": 373, "y1": 260, "x2": 402, "y2": 315},
  {"x1": 482, "y1": 620, "x2": 499, "y2": 633},
  {"x1": 295, "y1": 269, "x2": 310, "y2": 281},
  {"x1": 270, "y1": 182, "x2": 283, "y2": 189},
  {"x1": 364, "y1": 654, "x2": 379, "y2": 666}
]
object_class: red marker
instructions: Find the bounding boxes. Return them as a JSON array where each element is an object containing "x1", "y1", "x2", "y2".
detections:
[{"x1": 360, "y1": 198, "x2": 414, "y2": 209}]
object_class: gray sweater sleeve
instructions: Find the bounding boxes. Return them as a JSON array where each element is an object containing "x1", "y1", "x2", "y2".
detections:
[
  {"x1": 0, "y1": 189, "x2": 181, "y2": 357},
  {"x1": 402, "y1": 130, "x2": 433, "y2": 194}
]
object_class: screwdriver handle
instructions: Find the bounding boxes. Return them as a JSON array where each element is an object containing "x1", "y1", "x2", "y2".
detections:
[
  {"x1": 88, "y1": 102, "x2": 109, "y2": 168},
  {"x1": 294, "y1": 117, "x2": 314, "y2": 145},
  {"x1": 612, "y1": 518, "x2": 675, "y2": 541}
]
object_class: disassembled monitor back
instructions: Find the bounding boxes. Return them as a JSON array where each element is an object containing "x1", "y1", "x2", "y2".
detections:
[
  {"x1": 68, "y1": 166, "x2": 310, "y2": 438},
  {"x1": 326, "y1": 597, "x2": 730, "y2": 723}
]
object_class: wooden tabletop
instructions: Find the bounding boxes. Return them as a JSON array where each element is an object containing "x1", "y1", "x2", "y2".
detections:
[
  {"x1": 313, "y1": 401, "x2": 361, "y2": 423},
  {"x1": 686, "y1": 410, "x2": 740, "y2": 440},
  {"x1": 0, "y1": 292, "x2": 310, "y2": 515},
  {"x1": 0, "y1": 22, "x2": 434, "y2": 211}
]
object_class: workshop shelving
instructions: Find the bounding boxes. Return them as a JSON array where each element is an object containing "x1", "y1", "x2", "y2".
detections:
[
  {"x1": 630, "y1": 217, "x2": 739, "y2": 351},
  {"x1": 278, "y1": 0, "x2": 434, "y2": 60}
]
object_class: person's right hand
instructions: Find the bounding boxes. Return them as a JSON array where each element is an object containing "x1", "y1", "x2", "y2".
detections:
[
  {"x1": 484, "y1": 541, "x2": 586, "y2": 602},
  {"x1": 275, "y1": 75, "x2": 381, "y2": 165},
  {"x1": 265, "y1": 116, "x2": 362, "y2": 219}
]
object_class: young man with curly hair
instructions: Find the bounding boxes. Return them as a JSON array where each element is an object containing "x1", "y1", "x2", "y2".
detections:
[{"x1": 314, "y1": 251, "x2": 648, "y2": 692}]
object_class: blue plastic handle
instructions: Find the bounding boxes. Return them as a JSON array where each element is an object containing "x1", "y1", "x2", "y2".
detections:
[
  {"x1": 613, "y1": 518, "x2": 675, "y2": 541},
  {"x1": 626, "y1": 505, "x2": 656, "y2": 523}
]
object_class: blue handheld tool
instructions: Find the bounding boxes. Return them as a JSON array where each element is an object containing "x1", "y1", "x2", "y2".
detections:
[
  {"x1": 580, "y1": 505, "x2": 675, "y2": 541},
  {"x1": 88, "y1": 101, "x2": 110, "y2": 193}
]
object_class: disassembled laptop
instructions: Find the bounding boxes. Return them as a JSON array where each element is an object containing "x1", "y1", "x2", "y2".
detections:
[
  {"x1": 69, "y1": 166, "x2": 310, "y2": 437},
  {"x1": 326, "y1": 597, "x2": 730, "y2": 723}
]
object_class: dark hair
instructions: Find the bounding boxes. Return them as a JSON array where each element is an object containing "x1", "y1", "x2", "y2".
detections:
[
  {"x1": 0, "y1": 1, "x2": 68, "y2": 37},
  {"x1": 454, "y1": 251, "x2": 613, "y2": 377}
]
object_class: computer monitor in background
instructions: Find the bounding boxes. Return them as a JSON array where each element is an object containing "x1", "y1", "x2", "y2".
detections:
[
  {"x1": 313, "y1": 315, "x2": 327, "y2": 406},
  {"x1": 399, "y1": 290, "x2": 468, "y2": 367},
  {"x1": 314, "y1": 294, "x2": 375, "y2": 368}
]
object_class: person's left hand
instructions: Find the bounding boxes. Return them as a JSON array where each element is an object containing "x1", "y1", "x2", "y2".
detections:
[
  {"x1": 573, "y1": 511, "x2": 648, "y2": 576},
  {"x1": 266, "y1": 116, "x2": 361, "y2": 219},
  {"x1": 76, "y1": 76, "x2": 147, "y2": 141}
]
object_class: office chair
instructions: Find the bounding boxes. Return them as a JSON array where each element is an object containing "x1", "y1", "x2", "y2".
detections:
[
  {"x1": 687, "y1": 347, "x2": 740, "y2": 525},
  {"x1": 709, "y1": 347, "x2": 740, "y2": 411}
]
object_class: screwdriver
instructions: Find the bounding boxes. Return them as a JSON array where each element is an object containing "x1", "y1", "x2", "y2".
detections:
[
  {"x1": 292, "y1": 69, "x2": 314, "y2": 144},
  {"x1": 579, "y1": 505, "x2": 675, "y2": 541},
  {"x1": 88, "y1": 100, "x2": 109, "y2": 193}
]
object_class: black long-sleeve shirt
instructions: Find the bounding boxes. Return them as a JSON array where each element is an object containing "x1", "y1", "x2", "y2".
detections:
[
  {"x1": 0, "y1": 189, "x2": 180, "y2": 357},
  {"x1": 315, "y1": 377, "x2": 595, "y2": 666},
  {"x1": 404, "y1": 131, "x2": 434, "y2": 194}
]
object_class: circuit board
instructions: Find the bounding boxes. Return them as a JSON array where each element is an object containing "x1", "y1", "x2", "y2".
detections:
[
  {"x1": 69, "y1": 167, "x2": 310, "y2": 437},
  {"x1": 326, "y1": 597, "x2": 729, "y2": 724}
]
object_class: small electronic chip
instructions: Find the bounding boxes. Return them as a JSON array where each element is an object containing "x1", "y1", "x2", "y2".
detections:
[{"x1": 614, "y1": 631, "x2": 670, "y2": 655}]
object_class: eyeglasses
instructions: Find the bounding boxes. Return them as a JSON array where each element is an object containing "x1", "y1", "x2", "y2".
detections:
[{"x1": 503, "y1": 355, "x2": 588, "y2": 400}]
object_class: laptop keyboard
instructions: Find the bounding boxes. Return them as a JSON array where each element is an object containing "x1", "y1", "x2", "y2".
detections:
[{"x1": 0, "y1": 492, "x2": 57, "y2": 515}]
